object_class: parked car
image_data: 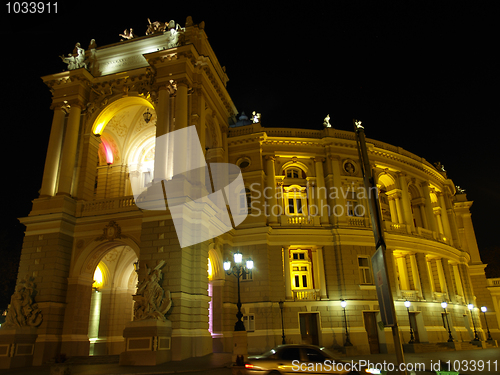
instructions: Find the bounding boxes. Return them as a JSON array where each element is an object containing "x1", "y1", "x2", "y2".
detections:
[{"x1": 243, "y1": 344, "x2": 381, "y2": 374}]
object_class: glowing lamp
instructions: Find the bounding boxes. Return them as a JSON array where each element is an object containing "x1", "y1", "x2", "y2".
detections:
[
  {"x1": 467, "y1": 304, "x2": 474, "y2": 311},
  {"x1": 246, "y1": 258, "x2": 254, "y2": 270},
  {"x1": 101, "y1": 140, "x2": 114, "y2": 165},
  {"x1": 223, "y1": 261, "x2": 231, "y2": 271},
  {"x1": 441, "y1": 301, "x2": 447, "y2": 309},
  {"x1": 341, "y1": 300, "x2": 347, "y2": 308},
  {"x1": 233, "y1": 251, "x2": 242, "y2": 264},
  {"x1": 404, "y1": 300, "x2": 411, "y2": 308},
  {"x1": 481, "y1": 306, "x2": 487, "y2": 313}
]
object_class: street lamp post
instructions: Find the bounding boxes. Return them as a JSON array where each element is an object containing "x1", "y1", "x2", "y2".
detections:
[
  {"x1": 404, "y1": 300, "x2": 415, "y2": 344},
  {"x1": 224, "y1": 251, "x2": 254, "y2": 331},
  {"x1": 467, "y1": 304, "x2": 480, "y2": 341},
  {"x1": 481, "y1": 306, "x2": 493, "y2": 341},
  {"x1": 441, "y1": 302, "x2": 454, "y2": 342},
  {"x1": 279, "y1": 301, "x2": 286, "y2": 344},
  {"x1": 341, "y1": 300, "x2": 353, "y2": 346}
]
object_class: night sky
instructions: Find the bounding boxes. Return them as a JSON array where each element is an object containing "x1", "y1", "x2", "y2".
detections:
[{"x1": 1, "y1": 2, "x2": 498, "y2": 304}]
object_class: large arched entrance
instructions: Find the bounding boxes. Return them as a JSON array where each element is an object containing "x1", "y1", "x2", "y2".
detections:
[{"x1": 88, "y1": 245, "x2": 138, "y2": 355}]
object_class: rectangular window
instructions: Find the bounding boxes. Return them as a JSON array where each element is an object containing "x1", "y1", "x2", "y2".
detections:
[
  {"x1": 243, "y1": 315, "x2": 255, "y2": 332},
  {"x1": 242, "y1": 269, "x2": 253, "y2": 281},
  {"x1": 358, "y1": 257, "x2": 373, "y2": 284}
]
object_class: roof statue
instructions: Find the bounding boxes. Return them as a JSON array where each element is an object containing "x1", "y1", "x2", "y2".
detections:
[
  {"x1": 133, "y1": 260, "x2": 172, "y2": 321},
  {"x1": 252, "y1": 111, "x2": 261, "y2": 124},
  {"x1": 2, "y1": 275, "x2": 43, "y2": 329},
  {"x1": 59, "y1": 42, "x2": 87, "y2": 71},
  {"x1": 323, "y1": 114, "x2": 331, "y2": 128},
  {"x1": 146, "y1": 18, "x2": 167, "y2": 35},
  {"x1": 119, "y1": 28, "x2": 136, "y2": 41}
]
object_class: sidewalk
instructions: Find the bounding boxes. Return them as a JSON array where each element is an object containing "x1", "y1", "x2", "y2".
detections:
[
  {"x1": 344, "y1": 347, "x2": 500, "y2": 375},
  {"x1": 1, "y1": 353, "x2": 233, "y2": 375}
]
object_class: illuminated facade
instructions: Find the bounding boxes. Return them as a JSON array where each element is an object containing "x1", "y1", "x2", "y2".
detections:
[{"x1": 0, "y1": 17, "x2": 498, "y2": 369}]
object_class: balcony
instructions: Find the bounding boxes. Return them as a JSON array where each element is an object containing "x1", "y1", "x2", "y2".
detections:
[
  {"x1": 293, "y1": 289, "x2": 320, "y2": 301},
  {"x1": 280, "y1": 215, "x2": 320, "y2": 226},
  {"x1": 77, "y1": 196, "x2": 139, "y2": 217}
]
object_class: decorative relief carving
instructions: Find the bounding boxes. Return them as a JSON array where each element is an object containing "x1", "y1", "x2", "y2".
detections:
[
  {"x1": 96, "y1": 221, "x2": 126, "y2": 242},
  {"x1": 3, "y1": 275, "x2": 43, "y2": 328},
  {"x1": 133, "y1": 260, "x2": 172, "y2": 321}
]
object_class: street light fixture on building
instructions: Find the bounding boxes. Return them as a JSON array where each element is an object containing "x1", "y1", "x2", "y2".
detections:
[
  {"x1": 441, "y1": 302, "x2": 454, "y2": 342},
  {"x1": 467, "y1": 304, "x2": 480, "y2": 341},
  {"x1": 481, "y1": 306, "x2": 493, "y2": 341},
  {"x1": 340, "y1": 300, "x2": 352, "y2": 346},
  {"x1": 404, "y1": 300, "x2": 415, "y2": 344},
  {"x1": 224, "y1": 250, "x2": 253, "y2": 331}
]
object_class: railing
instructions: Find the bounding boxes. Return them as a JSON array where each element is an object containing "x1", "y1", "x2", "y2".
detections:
[
  {"x1": 293, "y1": 289, "x2": 319, "y2": 301},
  {"x1": 417, "y1": 227, "x2": 436, "y2": 240},
  {"x1": 280, "y1": 215, "x2": 318, "y2": 226},
  {"x1": 77, "y1": 196, "x2": 138, "y2": 217},
  {"x1": 433, "y1": 291, "x2": 448, "y2": 302},
  {"x1": 487, "y1": 278, "x2": 500, "y2": 287},
  {"x1": 347, "y1": 216, "x2": 367, "y2": 227},
  {"x1": 400, "y1": 290, "x2": 418, "y2": 300}
]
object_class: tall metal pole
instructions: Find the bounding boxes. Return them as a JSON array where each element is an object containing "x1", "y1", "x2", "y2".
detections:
[
  {"x1": 482, "y1": 307, "x2": 493, "y2": 340},
  {"x1": 468, "y1": 304, "x2": 479, "y2": 341},
  {"x1": 279, "y1": 301, "x2": 286, "y2": 344},
  {"x1": 235, "y1": 266, "x2": 245, "y2": 331},
  {"x1": 354, "y1": 120, "x2": 407, "y2": 375}
]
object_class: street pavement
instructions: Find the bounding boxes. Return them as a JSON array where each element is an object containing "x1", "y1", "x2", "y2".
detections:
[{"x1": 1, "y1": 347, "x2": 499, "y2": 375}]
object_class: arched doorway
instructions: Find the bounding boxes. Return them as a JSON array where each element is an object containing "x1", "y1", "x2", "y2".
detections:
[{"x1": 88, "y1": 245, "x2": 138, "y2": 355}]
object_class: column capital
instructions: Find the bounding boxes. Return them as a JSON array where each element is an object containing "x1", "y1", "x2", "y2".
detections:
[
  {"x1": 265, "y1": 155, "x2": 276, "y2": 162},
  {"x1": 313, "y1": 157, "x2": 325, "y2": 163}
]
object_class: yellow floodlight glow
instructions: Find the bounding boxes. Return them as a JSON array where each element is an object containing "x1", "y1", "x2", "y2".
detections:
[
  {"x1": 91, "y1": 96, "x2": 155, "y2": 135},
  {"x1": 93, "y1": 265, "x2": 104, "y2": 290}
]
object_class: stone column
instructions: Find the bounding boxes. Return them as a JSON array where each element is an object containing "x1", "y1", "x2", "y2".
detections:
[
  {"x1": 175, "y1": 81, "x2": 189, "y2": 130},
  {"x1": 418, "y1": 204, "x2": 428, "y2": 229},
  {"x1": 441, "y1": 259, "x2": 456, "y2": 304},
  {"x1": 317, "y1": 247, "x2": 328, "y2": 299},
  {"x1": 283, "y1": 247, "x2": 292, "y2": 300},
  {"x1": 75, "y1": 133, "x2": 101, "y2": 201},
  {"x1": 397, "y1": 173, "x2": 415, "y2": 231},
  {"x1": 421, "y1": 182, "x2": 437, "y2": 232},
  {"x1": 438, "y1": 192, "x2": 453, "y2": 245},
  {"x1": 314, "y1": 158, "x2": 329, "y2": 224},
  {"x1": 57, "y1": 104, "x2": 82, "y2": 196},
  {"x1": 415, "y1": 253, "x2": 433, "y2": 301},
  {"x1": 330, "y1": 156, "x2": 346, "y2": 225},
  {"x1": 40, "y1": 106, "x2": 66, "y2": 197},
  {"x1": 154, "y1": 86, "x2": 171, "y2": 182},
  {"x1": 388, "y1": 197, "x2": 398, "y2": 223},
  {"x1": 265, "y1": 156, "x2": 278, "y2": 224}
]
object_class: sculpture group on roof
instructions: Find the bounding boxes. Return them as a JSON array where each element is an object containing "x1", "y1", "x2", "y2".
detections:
[{"x1": 60, "y1": 18, "x2": 194, "y2": 72}]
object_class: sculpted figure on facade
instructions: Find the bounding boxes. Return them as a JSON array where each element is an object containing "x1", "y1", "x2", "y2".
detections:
[
  {"x1": 165, "y1": 20, "x2": 185, "y2": 49},
  {"x1": 2, "y1": 275, "x2": 43, "y2": 329},
  {"x1": 60, "y1": 42, "x2": 87, "y2": 71},
  {"x1": 323, "y1": 114, "x2": 331, "y2": 128},
  {"x1": 133, "y1": 260, "x2": 172, "y2": 321},
  {"x1": 146, "y1": 19, "x2": 167, "y2": 35},
  {"x1": 119, "y1": 28, "x2": 136, "y2": 41}
]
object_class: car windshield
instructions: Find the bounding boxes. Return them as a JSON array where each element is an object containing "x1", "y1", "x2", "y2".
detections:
[{"x1": 260, "y1": 349, "x2": 276, "y2": 357}]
